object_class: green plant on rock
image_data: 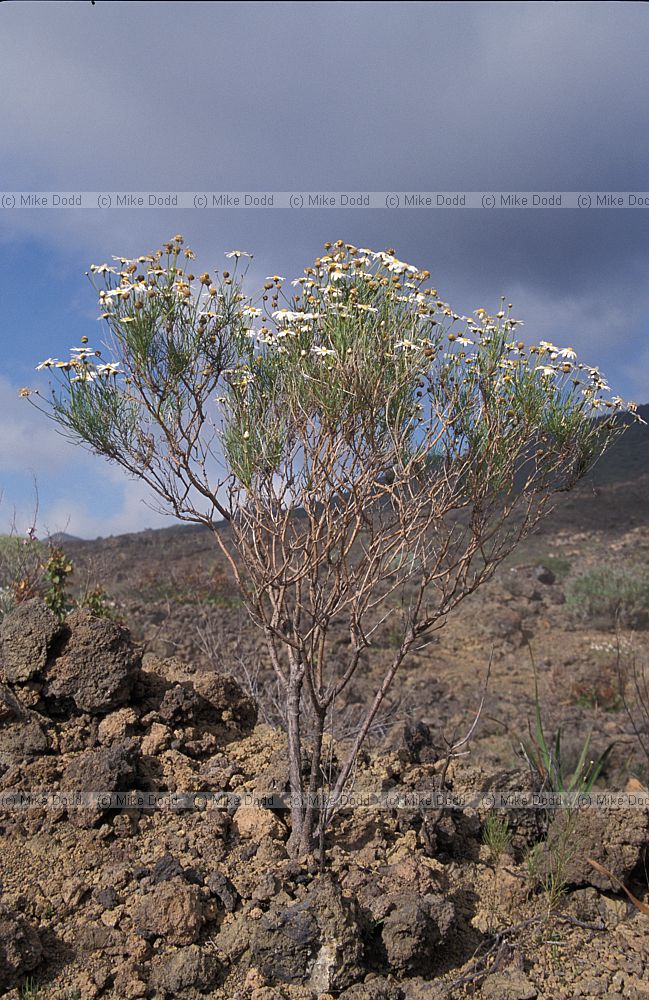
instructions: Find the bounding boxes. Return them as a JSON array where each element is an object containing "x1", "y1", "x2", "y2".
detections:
[
  {"x1": 26, "y1": 235, "x2": 640, "y2": 857},
  {"x1": 42, "y1": 545, "x2": 74, "y2": 621},
  {"x1": 78, "y1": 584, "x2": 114, "y2": 618},
  {"x1": 522, "y1": 655, "x2": 614, "y2": 798},
  {"x1": 524, "y1": 809, "x2": 586, "y2": 914},
  {"x1": 482, "y1": 812, "x2": 511, "y2": 862}
]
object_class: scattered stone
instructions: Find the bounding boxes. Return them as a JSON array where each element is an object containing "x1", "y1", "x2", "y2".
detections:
[
  {"x1": 234, "y1": 804, "x2": 285, "y2": 841},
  {"x1": 480, "y1": 970, "x2": 538, "y2": 1000},
  {"x1": 94, "y1": 886, "x2": 120, "y2": 910},
  {"x1": 0, "y1": 904, "x2": 43, "y2": 991},
  {"x1": 61, "y1": 741, "x2": 139, "y2": 828},
  {"x1": 131, "y1": 878, "x2": 205, "y2": 945},
  {"x1": 381, "y1": 892, "x2": 454, "y2": 976},
  {"x1": 207, "y1": 871, "x2": 239, "y2": 912},
  {"x1": 148, "y1": 944, "x2": 221, "y2": 996},
  {"x1": 216, "y1": 874, "x2": 364, "y2": 991},
  {"x1": 151, "y1": 854, "x2": 185, "y2": 884}
]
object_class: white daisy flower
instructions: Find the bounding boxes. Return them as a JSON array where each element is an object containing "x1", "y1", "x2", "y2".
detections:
[{"x1": 90, "y1": 264, "x2": 118, "y2": 274}]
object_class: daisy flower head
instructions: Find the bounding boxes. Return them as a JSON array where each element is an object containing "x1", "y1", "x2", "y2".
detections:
[{"x1": 90, "y1": 264, "x2": 118, "y2": 274}]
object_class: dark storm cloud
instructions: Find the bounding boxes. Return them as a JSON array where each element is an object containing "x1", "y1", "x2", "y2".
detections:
[
  {"x1": 2, "y1": 1, "x2": 648, "y2": 279},
  {"x1": 1, "y1": 0, "x2": 647, "y2": 395}
]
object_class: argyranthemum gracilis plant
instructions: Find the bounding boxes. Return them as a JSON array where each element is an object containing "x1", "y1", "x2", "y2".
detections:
[{"x1": 26, "y1": 236, "x2": 642, "y2": 856}]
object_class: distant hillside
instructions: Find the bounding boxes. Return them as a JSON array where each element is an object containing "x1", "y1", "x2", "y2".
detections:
[
  {"x1": 56, "y1": 403, "x2": 649, "y2": 553},
  {"x1": 47, "y1": 531, "x2": 83, "y2": 545},
  {"x1": 586, "y1": 403, "x2": 649, "y2": 486}
]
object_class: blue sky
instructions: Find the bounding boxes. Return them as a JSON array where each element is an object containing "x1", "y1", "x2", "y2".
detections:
[{"x1": 1, "y1": 1, "x2": 648, "y2": 538}]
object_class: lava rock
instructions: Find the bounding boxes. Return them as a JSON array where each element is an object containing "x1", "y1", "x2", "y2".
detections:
[
  {"x1": 503, "y1": 568, "x2": 542, "y2": 602},
  {"x1": 148, "y1": 944, "x2": 221, "y2": 997},
  {"x1": 380, "y1": 892, "x2": 454, "y2": 976},
  {"x1": 151, "y1": 854, "x2": 185, "y2": 884},
  {"x1": 0, "y1": 681, "x2": 26, "y2": 723},
  {"x1": 94, "y1": 886, "x2": 120, "y2": 910},
  {"x1": 0, "y1": 598, "x2": 62, "y2": 684},
  {"x1": 480, "y1": 970, "x2": 538, "y2": 999},
  {"x1": 61, "y1": 741, "x2": 139, "y2": 828},
  {"x1": 157, "y1": 682, "x2": 202, "y2": 725},
  {"x1": 0, "y1": 714, "x2": 50, "y2": 771},
  {"x1": 541, "y1": 804, "x2": 649, "y2": 891},
  {"x1": 44, "y1": 609, "x2": 140, "y2": 715},
  {"x1": 534, "y1": 565, "x2": 556, "y2": 586},
  {"x1": 131, "y1": 878, "x2": 205, "y2": 945},
  {"x1": 0, "y1": 904, "x2": 43, "y2": 991},
  {"x1": 381, "y1": 719, "x2": 436, "y2": 764},
  {"x1": 206, "y1": 871, "x2": 239, "y2": 912},
  {"x1": 216, "y1": 874, "x2": 364, "y2": 992},
  {"x1": 193, "y1": 671, "x2": 258, "y2": 731},
  {"x1": 340, "y1": 978, "x2": 406, "y2": 1000}
]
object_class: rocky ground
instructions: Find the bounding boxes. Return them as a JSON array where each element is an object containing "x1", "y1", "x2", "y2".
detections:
[{"x1": 1, "y1": 416, "x2": 649, "y2": 999}]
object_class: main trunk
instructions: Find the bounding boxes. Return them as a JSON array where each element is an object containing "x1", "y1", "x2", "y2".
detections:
[
  {"x1": 286, "y1": 673, "x2": 326, "y2": 858},
  {"x1": 286, "y1": 671, "x2": 306, "y2": 856}
]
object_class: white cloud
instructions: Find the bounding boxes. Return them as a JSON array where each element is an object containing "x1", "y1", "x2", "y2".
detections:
[
  {"x1": 0, "y1": 374, "x2": 79, "y2": 474},
  {"x1": 0, "y1": 374, "x2": 175, "y2": 538},
  {"x1": 40, "y1": 476, "x2": 173, "y2": 540}
]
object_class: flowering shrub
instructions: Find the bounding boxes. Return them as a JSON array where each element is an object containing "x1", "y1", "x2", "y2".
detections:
[{"x1": 27, "y1": 235, "x2": 641, "y2": 856}]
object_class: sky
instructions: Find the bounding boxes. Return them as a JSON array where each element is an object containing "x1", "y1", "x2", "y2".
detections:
[{"x1": 0, "y1": 0, "x2": 648, "y2": 538}]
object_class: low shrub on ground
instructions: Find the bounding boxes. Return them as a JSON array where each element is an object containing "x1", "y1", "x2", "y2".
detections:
[{"x1": 567, "y1": 566, "x2": 649, "y2": 629}]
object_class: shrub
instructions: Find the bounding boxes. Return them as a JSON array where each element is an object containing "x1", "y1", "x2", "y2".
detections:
[
  {"x1": 0, "y1": 533, "x2": 46, "y2": 617},
  {"x1": 26, "y1": 236, "x2": 639, "y2": 856},
  {"x1": 568, "y1": 567, "x2": 649, "y2": 629},
  {"x1": 482, "y1": 812, "x2": 511, "y2": 862}
]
